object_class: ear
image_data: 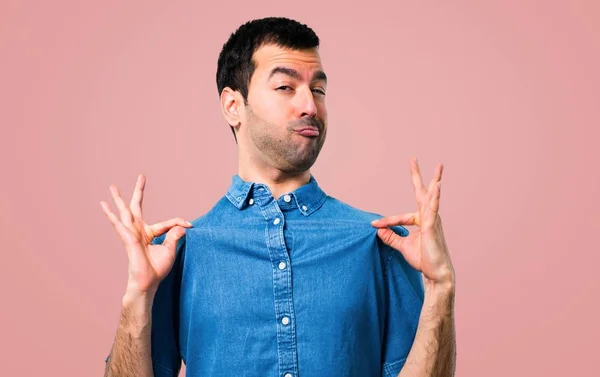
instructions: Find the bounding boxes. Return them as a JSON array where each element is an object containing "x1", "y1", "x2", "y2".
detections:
[{"x1": 220, "y1": 87, "x2": 243, "y2": 132}]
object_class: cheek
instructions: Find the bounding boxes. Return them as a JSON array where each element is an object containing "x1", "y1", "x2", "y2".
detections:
[
  {"x1": 259, "y1": 92, "x2": 290, "y2": 117},
  {"x1": 266, "y1": 99, "x2": 295, "y2": 125},
  {"x1": 318, "y1": 102, "x2": 328, "y2": 121}
]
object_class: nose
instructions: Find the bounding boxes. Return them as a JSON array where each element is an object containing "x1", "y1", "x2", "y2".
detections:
[{"x1": 295, "y1": 86, "x2": 318, "y2": 119}]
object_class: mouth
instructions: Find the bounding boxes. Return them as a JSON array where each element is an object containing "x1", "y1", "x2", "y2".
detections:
[{"x1": 294, "y1": 127, "x2": 320, "y2": 137}]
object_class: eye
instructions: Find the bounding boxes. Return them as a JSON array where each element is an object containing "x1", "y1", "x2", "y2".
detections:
[
  {"x1": 312, "y1": 88, "x2": 326, "y2": 95},
  {"x1": 276, "y1": 86, "x2": 293, "y2": 91}
]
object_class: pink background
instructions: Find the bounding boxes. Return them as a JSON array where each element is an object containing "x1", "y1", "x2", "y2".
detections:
[{"x1": 1, "y1": 1, "x2": 598, "y2": 376}]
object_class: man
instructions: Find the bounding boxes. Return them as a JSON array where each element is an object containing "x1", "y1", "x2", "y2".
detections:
[{"x1": 101, "y1": 17, "x2": 456, "y2": 377}]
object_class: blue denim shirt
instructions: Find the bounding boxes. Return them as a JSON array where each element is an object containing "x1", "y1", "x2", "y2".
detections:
[{"x1": 106, "y1": 174, "x2": 424, "y2": 377}]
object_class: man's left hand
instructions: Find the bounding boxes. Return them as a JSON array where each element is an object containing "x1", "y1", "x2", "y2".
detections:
[{"x1": 371, "y1": 157, "x2": 455, "y2": 290}]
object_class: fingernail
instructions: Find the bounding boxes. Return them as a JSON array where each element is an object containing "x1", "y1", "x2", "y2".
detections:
[{"x1": 186, "y1": 221, "x2": 192, "y2": 226}]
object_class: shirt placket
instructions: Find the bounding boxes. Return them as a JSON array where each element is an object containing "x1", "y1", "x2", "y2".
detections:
[{"x1": 255, "y1": 188, "x2": 299, "y2": 377}]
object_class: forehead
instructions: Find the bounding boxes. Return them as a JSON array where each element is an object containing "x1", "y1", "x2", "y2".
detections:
[{"x1": 251, "y1": 44, "x2": 323, "y2": 77}]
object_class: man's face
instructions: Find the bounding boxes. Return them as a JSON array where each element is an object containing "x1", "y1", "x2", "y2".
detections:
[{"x1": 240, "y1": 44, "x2": 328, "y2": 173}]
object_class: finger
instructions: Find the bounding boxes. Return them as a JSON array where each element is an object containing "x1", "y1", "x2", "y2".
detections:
[
  {"x1": 429, "y1": 181, "x2": 442, "y2": 213},
  {"x1": 100, "y1": 201, "x2": 137, "y2": 246},
  {"x1": 162, "y1": 225, "x2": 187, "y2": 253},
  {"x1": 130, "y1": 174, "x2": 146, "y2": 219},
  {"x1": 110, "y1": 184, "x2": 134, "y2": 227},
  {"x1": 148, "y1": 217, "x2": 193, "y2": 238},
  {"x1": 427, "y1": 163, "x2": 444, "y2": 194},
  {"x1": 376, "y1": 227, "x2": 407, "y2": 252},
  {"x1": 410, "y1": 156, "x2": 426, "y2": 195},
  {"x1": 371, "y1": 213, "x2": 417, "y2": 228}
]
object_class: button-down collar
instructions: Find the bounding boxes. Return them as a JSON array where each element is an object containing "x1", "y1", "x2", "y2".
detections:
[{"x1": 225, "y1": 174, "x2": 327, "y2": 216}]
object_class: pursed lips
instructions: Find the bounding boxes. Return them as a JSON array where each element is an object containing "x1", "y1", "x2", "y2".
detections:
[{"x1": 293, "y1": 126, "x2": 320, "y2": 137}]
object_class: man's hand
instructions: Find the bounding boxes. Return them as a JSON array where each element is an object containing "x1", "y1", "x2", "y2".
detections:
[
  {"x1": 371, "y1": 157, "x2": 454, "y2": 290},
  {"x1": 100, "y1": 174, "x2": 193, "y2": 296},
  {"x1": 372, "y1": 157, "x2": 456, "y2": 376}
]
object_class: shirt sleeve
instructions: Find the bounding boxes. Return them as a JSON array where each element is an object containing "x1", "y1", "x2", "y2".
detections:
[
  {"x1": 379, "y1": 225, "x2": 425, "y2": 377},
  {"x1": 104, "y1": 234, "x2": 186, "y2": 377}
]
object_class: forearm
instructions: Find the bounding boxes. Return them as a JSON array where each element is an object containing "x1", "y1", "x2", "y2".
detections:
[
  {"x1": 399, "y1": 282, "x2": 456, "y2": 377},
  {"x1": 104, "y1": 292, "x2": 155, "y2": 377}
]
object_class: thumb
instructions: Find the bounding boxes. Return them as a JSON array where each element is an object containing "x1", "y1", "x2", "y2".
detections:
[
  {"x1": 371, "y1": 213, "x2": 416, "y2": 228},
  {"x1": 162, "y1": 225, "x2": 186, "y2": 252},
  {"x1": 376, "y1": 227, "x2": 407, "y2": 252}
]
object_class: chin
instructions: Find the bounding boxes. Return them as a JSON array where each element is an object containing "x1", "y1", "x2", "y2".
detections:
[
  {"x1": 280, "y1": 142, "x2": 324, "y2": 172},
  {"x1": 287, "y1": 156, "x2": 319, "y2": 172}
]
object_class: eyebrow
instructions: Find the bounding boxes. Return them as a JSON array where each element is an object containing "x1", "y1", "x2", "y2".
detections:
[{"x1": 268, "y1": 67, "x2": 328, "y2": 83}]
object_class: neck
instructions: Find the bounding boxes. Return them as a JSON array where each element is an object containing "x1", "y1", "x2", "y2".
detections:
[{"x1": 238, "y1": 155, "x2": 311, "y2": 200}]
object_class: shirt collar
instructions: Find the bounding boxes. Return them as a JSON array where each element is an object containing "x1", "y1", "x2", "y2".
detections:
[{"x1": 225, "y1": 174, "x2": 327, "y2": 216}]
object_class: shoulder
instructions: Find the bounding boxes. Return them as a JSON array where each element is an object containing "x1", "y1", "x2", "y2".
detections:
[
  {"x1": 323, "y1": 195, "x2": 421, "y2": 297},
  {"x1": 150, "y1": 196, "x2": 232, "y2": 248},
  {"x1": 322, "y1": 195, "x2": 409, "y2": 237}
]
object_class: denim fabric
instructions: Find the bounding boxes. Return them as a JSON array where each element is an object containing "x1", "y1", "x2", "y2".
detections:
[{"x1": 106, "y1": 174, "x2": 424, "y2": 377}]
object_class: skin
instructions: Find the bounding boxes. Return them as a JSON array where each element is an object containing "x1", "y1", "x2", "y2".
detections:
[
  {"x1": 101, "y1": 43, "x2": 456, "y2": 377},
  {"x1": 372, "y1": 158, "x2": 456, "y2": 376},
  {"x1": 221, "y1": 44, "x2": 329, "y2": 199},
  {"x1": 372, "y1": 158, "x2": 455, "y2": 290}
]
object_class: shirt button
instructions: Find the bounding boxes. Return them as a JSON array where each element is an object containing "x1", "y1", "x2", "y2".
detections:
[
  {"x1": 249, "y1": 198, "x2": 254, "y2": 205},
  {"x1": 273, "y1": 218, "x2": 281, "y2": 225},
  {"x1": 281, "y1": 316, "x2": 290, "y2": 326},
  {"x1": 284, "y1": 374, "x2": 293, "y2": 377},
  {"x1": 283, "y1": 194, "x2": 291, "y2": 202},
  {"x1": 278, "y1": 261, "x2": 287, "y2": 270},
  {"x1": 301, "y1": 205, "x2": 308, "y2": 211}
]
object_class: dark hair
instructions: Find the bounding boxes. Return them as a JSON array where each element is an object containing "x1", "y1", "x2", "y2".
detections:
[{"x1": 216, "y1": 17, "x2": 320, "y2": 141}]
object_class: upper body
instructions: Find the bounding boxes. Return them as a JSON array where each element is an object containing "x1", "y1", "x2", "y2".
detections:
[
  {"x1": 102, "y1": 17, "x2": 455, "y2": 377},
  {"x1": 149, "y1": 174, "x2": 424, "y2": 377}
]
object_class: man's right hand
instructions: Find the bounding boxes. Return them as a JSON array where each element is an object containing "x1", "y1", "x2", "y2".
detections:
[{"x1": 100, "y1": 174, "x2": 192, "y2": 297}]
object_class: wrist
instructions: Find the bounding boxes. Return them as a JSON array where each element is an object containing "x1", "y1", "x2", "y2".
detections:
[
  {"x1": 423, "y1": 266, "x2": 455, "y2": 295},
  {"x1": 121, "y1": 288, "x2": 156, "y2": 321},
  {"x1": 122, "y1": 288, "x2": 155, "y2": 308},
  {"x1": 120, "y1": 291, "x2": 155, "y2": 337},
  {"x1": 423, "y1": 276, "x2": 455, "y2": 313},
  {"x1": 424, "y1": 279, "x2": 455, "y2": 295},
  {"x1": 124, "y1": 279, "x2": 158, "y2": 299}
]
